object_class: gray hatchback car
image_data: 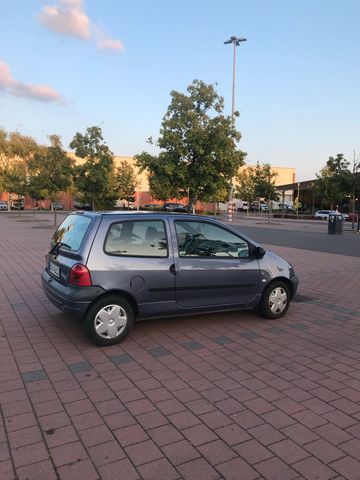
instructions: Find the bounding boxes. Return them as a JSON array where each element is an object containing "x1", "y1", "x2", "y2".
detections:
[{"x1": 42, "y1": 211, "x2": 299, "y2": 346}]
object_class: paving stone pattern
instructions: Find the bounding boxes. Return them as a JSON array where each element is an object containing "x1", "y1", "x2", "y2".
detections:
[{"x1": 1, "y1": 214, "x2": 360, "y2": 479}]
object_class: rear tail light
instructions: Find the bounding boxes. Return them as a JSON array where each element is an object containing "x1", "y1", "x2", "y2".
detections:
[{"x1": 69, "y1": 264, "x2": 92, "y2": 287}]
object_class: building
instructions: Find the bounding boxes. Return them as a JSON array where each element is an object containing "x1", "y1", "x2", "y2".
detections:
[
  {"x1": 0, "y1": 154, "x2": 296, "y2": 210},
  {"x1": 236, "y1": 164, "x2": 296, "y2": 204}
]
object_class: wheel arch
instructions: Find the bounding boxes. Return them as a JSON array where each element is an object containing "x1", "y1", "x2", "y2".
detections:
[
  {"x1": 265, "y1": 277, "x2": 294, "y2": 299},
  {"x1": 84, "y1": 289, "x2": 139, "y2": 318}
]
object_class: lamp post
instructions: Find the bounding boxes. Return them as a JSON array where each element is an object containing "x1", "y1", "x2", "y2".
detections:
[
  {"x1": 224, "y1": 36, "x2": 247, "y2": 124},
  {"x1": 224, "y1": 36, "x2": 247, "y2": 210}
]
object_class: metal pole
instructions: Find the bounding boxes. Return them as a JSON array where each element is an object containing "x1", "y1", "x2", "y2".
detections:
[
  {"x1": 224, "y1": 36, "x2": 247, "y2": 210},
  {"x1": 351, "y1": 150, "x2": 359, "y2": 230},
  {"x1": 228, "y1": 43, "x2": 236, "y2": 204},
  {"x1": 231, "y1": 42, "x2": 236, "y2": 124}
]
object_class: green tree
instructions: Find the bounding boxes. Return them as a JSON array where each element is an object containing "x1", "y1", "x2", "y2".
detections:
[
  {"x1": 4, "y1": 160, "x2": 28, "y2": 208},
  {"x1": 0, "y1": 129, "x2": 39, "y2": 210},
  {"x1": 235, "y1": 167, "x2": 256, "y2": 216},
  {"x1": 136, "y1": 80, "x2": 246, "y2": 212},
  {"x1": 316, "y1": 154, "x2": 350, "y2": 209},
  {"x1": 28, "y1": 135, "x2": 73, "y2": 224},
  {"x1": 250, "y1": 163, "x2": 278, "y2": 222},
  {"x1": 251, "y1": 163, "x2": 278, "y2": 202},
  {"x1": 70, "y1": 127, "x2": 115, "y2": 210},
  {"x1": 114, "y1": 160, "x2": 138, "y2": 207},
  {"x1": 134, "y1": 152, "x2": 178, "y2": 203}
]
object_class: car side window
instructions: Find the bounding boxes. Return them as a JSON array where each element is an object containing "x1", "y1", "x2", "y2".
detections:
[
  {"x1": 104, "y1": 220, "x2": 168, "y2": 257},
  {"x1": 175, "y1": 221, "x2": 249, "y2": 258}
]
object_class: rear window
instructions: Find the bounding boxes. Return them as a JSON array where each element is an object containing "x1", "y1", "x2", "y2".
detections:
[{"x1": 51, "y1": 214, "x2": 92, "y2": 251}]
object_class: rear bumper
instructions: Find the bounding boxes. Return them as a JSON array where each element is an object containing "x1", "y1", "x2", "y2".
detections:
[{"x1": 42, "y1": 270, "x2": 104, "y2": 318}]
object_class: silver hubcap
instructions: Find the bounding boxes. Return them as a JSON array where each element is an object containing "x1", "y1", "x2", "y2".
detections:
[
  {"x1": 95, "y1": 304, "x2": 127, "y2": 339},
  {"x1": 269, "y1": 286, "x2": 288, "y2": 314}
]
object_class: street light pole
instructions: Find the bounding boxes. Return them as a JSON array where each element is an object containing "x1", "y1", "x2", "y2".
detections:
[
  {"x1": 224, "y1": 36, "x2": 247, "y2": 123},
  {"x1": 224, "y1": 36, "x2": 247, "y2": 209}
]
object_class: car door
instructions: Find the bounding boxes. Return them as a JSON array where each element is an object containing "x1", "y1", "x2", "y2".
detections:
[
  {"x1": 87, "y1": 216, "x2": 175, "y2": 307},
  {"x1": 171, "y1": 219, "x2": 260, "y2": 308}
]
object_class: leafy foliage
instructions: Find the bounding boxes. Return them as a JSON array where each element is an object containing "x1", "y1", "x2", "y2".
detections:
[
  {"x1": 3, "y1": 159, "x2": 28, "y2": 199},
  {"x1": 136, "y1": 80, "x2": 246, "y2": 211},
  {"x1": 28, "y1": 135, "x2": 73, "y2": 207},
  {"x1": 135, "y1": 152, "x2": 177, "y2": 202},
  {"x1": 114, "y1": 160, "x2": 138, "y2": 206},
  {"x1": 315, "y1": 154, "x2": 351, "y2": 209},
  {"x1": 250, "y1": 163, "x2": 278, "y2": 202},
  {"x1": 235, "y1": 167, "x2": 256, "y2": 203},
  {"x1": 70, "y1": 127, "x2": 116, "y2": 210},
  {"x1": 0, "y1": 128, "x2": 40, "y2": 203}
]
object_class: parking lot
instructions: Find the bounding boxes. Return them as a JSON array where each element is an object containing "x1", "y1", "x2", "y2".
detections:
[{"x1": 1, "y1": 212, "x2": 360, "y2": 480}]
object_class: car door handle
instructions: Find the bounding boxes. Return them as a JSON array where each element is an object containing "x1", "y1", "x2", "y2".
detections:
[{"x1": 169, "y1": 264, "x2": 178, "y2": 276}]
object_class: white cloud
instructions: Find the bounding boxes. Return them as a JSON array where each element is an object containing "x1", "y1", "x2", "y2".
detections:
[
  {"x1": 39, "y1": 0, "x2": 124, "y2": 53},
  {"x1": 97, "y1": 37, "x2": 124, "y2": 52},
  {"x1": 38, "y1": 0, "x2": 90, "y2": 39},
  {"x1": 0, "y1": 61, "x2": 14, "y2": 89},
  {"x1": 93, "y1": 25, "x2": 124, "y2": 53},
  {"x1": 0, "y1": 60, "x2": 65, "y2": 104}
]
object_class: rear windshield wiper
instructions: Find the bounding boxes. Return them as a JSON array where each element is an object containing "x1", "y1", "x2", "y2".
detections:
[{"x1": 50, "y1": 241, "x2": 72, "y2": 255}]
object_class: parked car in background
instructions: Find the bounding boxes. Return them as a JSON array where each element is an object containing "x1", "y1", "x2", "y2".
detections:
[
  {"x1": 347, "y1": 212, "x2": 359, "y2": 222},
  {"x1": 250, "y1": 202, "x2": 268, "y2": 212},
  {"x1": 162, "y1": 202, "x2": 187, "y2": 212},
  {"x1": 52, "y1": 202, "x2": 63, "y2": 210},
  {"x1": 42, "y1": 211, "x2": 299, "y2": 346},
  {"x1": 277, "y1": 203, "x2": 294, "y2": 213},
  {"x1": 143, "y1": 203, "x2": 162, "y2": 211},
  {"x1": 315, "y1": 210, "x2": 348, "y2": 220},
  {"x1": 235, "y1": 201, "x2": 248, "y2": 212},
  {"x1": 315, "y1": 210, "x2": 335, "y2": 219},
  {"x1": 0, "y1": 200, "x2": 8, "y2": 210},
  {"x1": 73, "y1": 200, "x2": 92, "y2": 210},
  {"x1": 10, "y1": 200, "x2": 24, "y2": 210}
]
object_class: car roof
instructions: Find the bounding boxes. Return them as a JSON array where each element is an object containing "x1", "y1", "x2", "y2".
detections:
[{"x1": 70, "y1": 210, "x2": 217, "y2": 221}]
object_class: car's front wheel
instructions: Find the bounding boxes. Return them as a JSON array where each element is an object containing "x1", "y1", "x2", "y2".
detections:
[
  {"x1": 259, "y1": 281, "x2": 290, "y2": 319},
  {"x1": 83, "y1": 295, "x2": 135, "y2": 346}
]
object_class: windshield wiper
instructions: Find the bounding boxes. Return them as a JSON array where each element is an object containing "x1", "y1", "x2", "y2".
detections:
[{"x1": 50, "y1": 241, "x2": 72, "y2": 255}]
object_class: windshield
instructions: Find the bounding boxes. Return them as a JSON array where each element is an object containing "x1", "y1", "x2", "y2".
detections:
[{"x1": 51, "y1": 214, "x2": 91, "y2": 251}]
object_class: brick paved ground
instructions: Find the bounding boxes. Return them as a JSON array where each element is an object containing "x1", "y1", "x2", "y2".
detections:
[{"x1": 1, "y1": 213, "x2": 360, "y2": 480}]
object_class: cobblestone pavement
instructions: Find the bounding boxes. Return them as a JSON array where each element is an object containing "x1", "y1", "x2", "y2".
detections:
[{"x1": 1, "y1": 213, "x2": 360, "y2": 480}]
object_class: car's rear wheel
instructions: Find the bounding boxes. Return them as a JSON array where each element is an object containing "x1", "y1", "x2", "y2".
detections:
[
  {"x1": 83, "y1": 295, "x2": 134, "y2": 346},
  {"x1": 259, "y1": 281, "x2": 290, "y2": 319}
]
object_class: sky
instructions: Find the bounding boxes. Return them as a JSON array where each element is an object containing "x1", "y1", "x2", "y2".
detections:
[{"x1": 0, "y1": 0, "x2": 359, "y2": 181}]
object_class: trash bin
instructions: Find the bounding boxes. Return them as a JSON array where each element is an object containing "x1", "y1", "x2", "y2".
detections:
[{"x1": 328, "y1": 213, "x2": 343, "y2": 234}]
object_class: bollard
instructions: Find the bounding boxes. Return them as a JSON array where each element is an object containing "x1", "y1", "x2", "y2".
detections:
[{"x1": 227, "y1": 202, "x2": 234, "y2": 222}]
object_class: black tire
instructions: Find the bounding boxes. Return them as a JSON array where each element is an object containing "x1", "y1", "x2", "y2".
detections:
[
  {"x1": 83, "y1": 295, "x2": 135, "y2": 346},
  {"x1": 259, "y1": 280, "x2": 290, "y2": 319}
]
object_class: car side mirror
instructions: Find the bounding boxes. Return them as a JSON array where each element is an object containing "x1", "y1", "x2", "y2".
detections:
[
  {"x1": 250, "y1": 245, "x2": 265, "y2": 259},
  {"x1": 256, "y1": 246, "x2": 266, "y2": 259}
]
